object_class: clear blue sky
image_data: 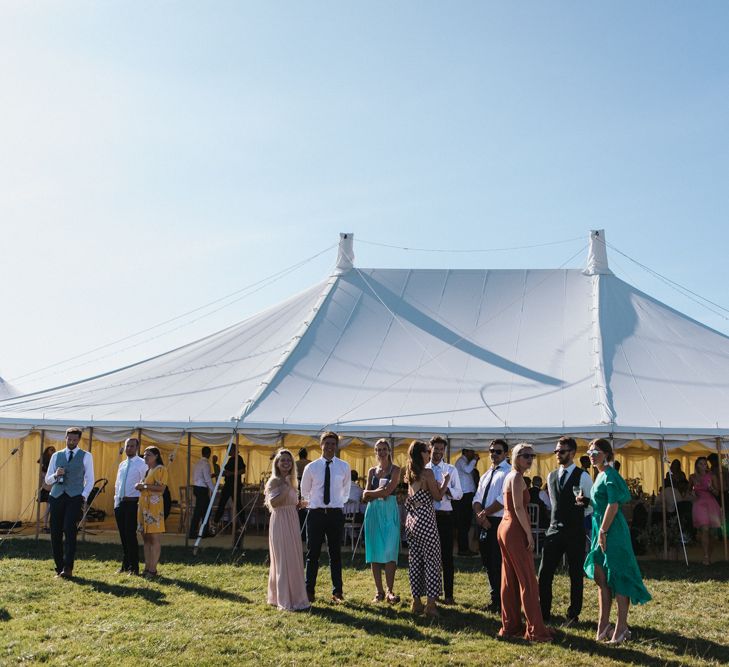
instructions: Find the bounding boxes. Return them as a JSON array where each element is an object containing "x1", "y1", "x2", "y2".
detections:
[{"x1": 1, "y1": 2, "x2": 728, "y2": 392}]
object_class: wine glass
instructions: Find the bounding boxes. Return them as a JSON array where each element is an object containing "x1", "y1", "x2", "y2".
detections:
[{"x1": 572, "y1": 485, "x2": 581, "y2": 498}]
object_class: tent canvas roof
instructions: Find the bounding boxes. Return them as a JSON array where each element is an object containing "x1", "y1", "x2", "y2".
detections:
[{"x1": 2, "y1": 232, "x2": 729, "y2": 444}]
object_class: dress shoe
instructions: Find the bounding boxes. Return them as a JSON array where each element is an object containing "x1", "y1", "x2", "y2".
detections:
[
  {"x1": 58, "y1": 569, "x2": 73, "y2": 579},
  {"x1": 607, "y1": 627, "x2": 631, "y2": 644},
  {"x1": 307, "y1": 591, "x2": 315, "y2": 603},
  {"x1": 331, "y1": 593, "x2": 344, "y2": 603}
]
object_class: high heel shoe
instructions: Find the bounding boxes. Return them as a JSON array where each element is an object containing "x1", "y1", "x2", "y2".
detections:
[
  {"x1": 607, "y1": 627, "x2": 631, "y2": 644},
  {"x1": 596, "y1": 623, "x2": 615, "y2": 641},
  {"x1": 424, "y1": 601, "x2": 439, "y2": 618}
]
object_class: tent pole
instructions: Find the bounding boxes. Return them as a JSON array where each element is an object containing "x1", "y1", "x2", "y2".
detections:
[
  {"x1": 659, "y1": 440, "x2": 668, "y2": 560},
  {"x1": 232, "y1": 433, "x2": 240, "y2": 550},
  {"x1": 35, "y1": 431, "x2": 46, "y2": 540},
  {"x1": 185, "y1": 432, "x2": 191, "y2": 547},
  {"x1": 716, "y1": 437, "x2": 728, "y2": 561},
  {"x1": 81, "y1": 427, "x2": 94, "y2": 543}
]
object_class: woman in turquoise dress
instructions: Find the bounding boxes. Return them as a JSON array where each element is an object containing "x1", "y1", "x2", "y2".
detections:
[
  {"x1": 363, "y1": 439, "x2": 401, "y2": 604},
  {"x1": 578, "y1": 438, "x2": 651, "y2": 644}
]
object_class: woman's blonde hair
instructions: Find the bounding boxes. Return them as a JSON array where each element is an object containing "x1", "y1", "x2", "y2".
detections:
[
  {"x1": 374, "y1": 438, "x2": 393, "y2": 464},
  {"x1": 510, "y1": 443, "x2": 533, "y2": 471},
  {"x1": 264, "y1": 448, "x2": 297, "y2": 510}
]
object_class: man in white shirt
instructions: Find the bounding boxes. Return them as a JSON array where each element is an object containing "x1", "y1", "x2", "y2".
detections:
[
  {"x1": 348, "y1": 471, "x2": 364, "y2": 504},
  {"x1": 453, "y1": 448, "x2": 480, "y2": 555},
  {"x1": 426, "y1": 436, "x2": 464, "y2": 605},
  {"x1": 472, "y1": 439, "x2": 510, "y2": 613},
  {"x1": 45, "y1": 426, "x2": 95, "y2": 579},
  {"x1": 113, "y1": 437, "x2": 147, "y2": 575},
  {"x1": 189, "y1": 446, "x2": 216, "y2": 539},
  {"x1": 300, "y1": 431, "x2": 351, "y2": 603},
  {"x1": 538, "y1": 436, "x2": 594, "y2": 627}
]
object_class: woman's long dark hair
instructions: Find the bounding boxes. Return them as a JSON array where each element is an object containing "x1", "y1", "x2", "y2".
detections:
[
  {"x1": 405, "y1": 440, "x2": 428, "y2": 484},
  {"x1": 144, "y1": 446, "x2": 164, "y2": 467},
  {"x1": 38, "y1": 446, "x2": 55, "y2": 469},
  {"x1": 589, "y1": 438, "x2": 614, "y2": 463}
]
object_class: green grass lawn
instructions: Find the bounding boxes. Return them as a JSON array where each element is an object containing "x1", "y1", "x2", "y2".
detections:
[{"x1": 1, "y1": 539, "x2": 728, "y2": 666}]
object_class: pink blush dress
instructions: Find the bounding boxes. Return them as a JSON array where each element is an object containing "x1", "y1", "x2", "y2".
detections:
[
  {"x1": 692, "y1": 473, "x2": 721, "y2": 529},
  {"x1": 267, "y1": 485, "x2": 310, "y2": 611}
]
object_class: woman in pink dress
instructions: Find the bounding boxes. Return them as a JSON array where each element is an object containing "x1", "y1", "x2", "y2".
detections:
[
  {"x1": 265, "y1": 449, "x2": 310, "y2": 611},
  {"x1": 689, "y1": 457, "x2": 721, "y2": 565}
]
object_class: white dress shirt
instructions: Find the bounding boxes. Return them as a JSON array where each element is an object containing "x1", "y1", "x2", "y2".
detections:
[
  {"x1": 300, "y1": 456, "x2": 351, "y2": 509},
  {"x1": 426, "y1": 460, "x2": 464, "y2": 511},
  {"x1": 348, "y1": 482, "x2": 363, "y2": 504},
  {"x1": 473, "y1": 460, "x2": 510, "y2": 518},
  {"x1": 548, "y1": 463, "x2": 593, "y2": 516},
  {"x1": 114, "y1": 456, "x2": 148, "y2": 508},
  {"x1": 539, "y1": 489, "x2": 552, "y2": 510},
  {"x1": 193, "y1": 457, "x2": 215, "y2": 492},
  {"x1": 454, "y1": 455, "x2": 478, "y2": 494},
  {"x1": 45, "y1": 447, "x2": 95, "y2": 499}
]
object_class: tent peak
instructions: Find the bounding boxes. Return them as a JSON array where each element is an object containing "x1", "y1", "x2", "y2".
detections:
[
  {"x1": 584, "y1": 229, "x2": 612, "y2": 276},
  {"x1": 334, "y1": 233, "x2": 355, "y2": 274}
]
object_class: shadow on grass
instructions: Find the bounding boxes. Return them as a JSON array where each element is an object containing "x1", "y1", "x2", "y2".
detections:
[
  {"x1": 72, "y1": 576, "x2": 169, "y2": 606},
  {"x1": 0, "y1": 608, "x2": 11, "y2": 622},
  {"x1": 312, "y1": 604, "x2": 448, "y2": 643},
  {"x1": 557, "y1": 626, "x2": 725, "y2": 667},
  {"x1": 639, "y1": 559, "x2": 729, "y2": 582},
  {"x1": 161, "y1": 576, "x2": 251, "y2": 604}
]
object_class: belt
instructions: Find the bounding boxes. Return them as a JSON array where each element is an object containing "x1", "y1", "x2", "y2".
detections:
[
  {"x1": 308, "y1": 507, "x2": 343, "y2": 514},
  {"x1": 435, "y1": 510, "x2": 453, "y2": 516},
  {"x1": 120, "y1": 497, "x2": 139, "y2": 503}
]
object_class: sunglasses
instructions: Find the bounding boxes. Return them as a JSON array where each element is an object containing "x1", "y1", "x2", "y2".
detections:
[
  {"x1": 553, "y1": 449, "x2": 570, "y2": 455},
  {"x1": 586, "y1": 450, "x2": 601, "y2": 457},
  {"x1": 489, "y1": 449, "x2": 505, "y2": 455},
  {"x1": 518, "y1": 453, "x2": 536, "y2": 459}
]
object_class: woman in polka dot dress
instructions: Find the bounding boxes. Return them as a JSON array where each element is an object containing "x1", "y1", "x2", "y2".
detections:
[{"x1": 404, "y1": 440, "x2": 450, "y2": 617}]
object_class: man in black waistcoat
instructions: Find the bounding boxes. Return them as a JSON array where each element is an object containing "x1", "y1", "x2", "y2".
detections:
[{"x1": 538, "y1": 436, "x2": 593, "y2": 626}]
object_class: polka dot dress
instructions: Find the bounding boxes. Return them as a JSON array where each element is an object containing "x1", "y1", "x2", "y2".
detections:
[{"x1": 405, "y1": 488, "x2": 442, "y2": 599}]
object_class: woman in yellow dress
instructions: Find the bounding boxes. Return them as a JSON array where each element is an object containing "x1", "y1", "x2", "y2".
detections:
[{"x1": 136, "y1": 446, "x2": 168, "y2": 578}]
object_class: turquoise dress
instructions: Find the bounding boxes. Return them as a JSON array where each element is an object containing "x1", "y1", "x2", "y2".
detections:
[
  {"x1": 584, "y1": 466, "x2": 651, "y2": 605},
  {"x1": 364, "y1": 468, "x2": 400, "y2": 564}
]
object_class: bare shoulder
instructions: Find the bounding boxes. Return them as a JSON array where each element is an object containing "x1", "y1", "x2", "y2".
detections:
[{"x1": 421, "y1": 468, "x2": 435, "y2": 479}]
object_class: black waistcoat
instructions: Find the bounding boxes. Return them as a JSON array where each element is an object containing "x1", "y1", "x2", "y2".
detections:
[{"x1": 546, "y1": 467, "x2": 586, "y2": 537}]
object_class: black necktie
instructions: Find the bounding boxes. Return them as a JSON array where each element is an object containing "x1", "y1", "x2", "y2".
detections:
[
  {"x1": 559, "y1": 468, "x2": 567, "y2": 490},
  {"x1": 68, "y1": 450, "x2": 74, "y2": 463},
  {"x1": 324, "y1": 460, "x2": 331, "y2": 505},
  {"x1": 481, "y1": 468, "x2": 495, "y2": 507}
]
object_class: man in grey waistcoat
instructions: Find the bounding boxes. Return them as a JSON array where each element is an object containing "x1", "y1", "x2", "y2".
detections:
[{"x1": 45, "y1": 427, "x2": 95, "y2": 578}]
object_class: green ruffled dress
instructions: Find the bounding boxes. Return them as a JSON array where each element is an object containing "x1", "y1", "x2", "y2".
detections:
[{"x1": 584, "y1": 466, "x2": 652, "y2": 605}]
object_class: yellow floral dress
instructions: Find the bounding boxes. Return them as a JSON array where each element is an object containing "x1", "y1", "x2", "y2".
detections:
[{"x1": 138, "y1": 466, "x2": 168, "y2": 534}]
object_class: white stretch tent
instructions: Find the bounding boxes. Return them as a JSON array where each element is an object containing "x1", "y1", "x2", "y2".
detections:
[
  {"x1": 1, "y1": 231, "x2": 729, "y2": 446},
  {"x1": 0, "y1": 376, "x2": 17, "y2": 400},
  {"x1": 0, "y1": 231, "x2": 727, "y2": 538}
]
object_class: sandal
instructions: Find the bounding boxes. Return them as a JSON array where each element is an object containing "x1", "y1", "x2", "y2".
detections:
[
  {"x1": 372, "y1": 592, "x2": 385, "y2": 603},
  {"x1": 385, "y1": 591, "x2": 400, "y2": 604}
]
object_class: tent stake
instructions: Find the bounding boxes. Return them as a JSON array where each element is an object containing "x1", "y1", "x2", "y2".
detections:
[
  {"x1": 716, "y1": 437, "x2": 728, "y2": 561},
  {"x1": 35, "y1": 431, "x2": 46, "y2": 540},
  {"x1": 658, "y1": 440, "x2": 668, "y2": 561},
  {"x1": 185, "y1": 432, "x2": 191, "y2": 548}
]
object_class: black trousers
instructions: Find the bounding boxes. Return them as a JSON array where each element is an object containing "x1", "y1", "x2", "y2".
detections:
[
  {"x1": 453, "y1": 492, "x2": 475, "y2": 552},
  {"x1": 114, "y1": 499, "x2": 139, "y2": 572},
  {"x1": 214, "y1": 483, "x2": 242, "y2": 524},
  {"x1": 538, "y1": 530, "x2": 586, "y2": 621},
  {"x1": 305, "y1": 508, "x2": 344, "y2": 596},
  {"x1": 478, "y1": 516, "x2": 502, "y2": 607},
  {"x1": 189, "y1": 486, "x2": 211, "y2": 538},
  {"x1": 435, "y1": 511, "x2": 455, "y2": 598},
  {"x1": 49, "y1": 493, "x2": 84, "y2": 573}
]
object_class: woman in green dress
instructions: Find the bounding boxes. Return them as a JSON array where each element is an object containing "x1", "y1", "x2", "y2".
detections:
[
  {"x1": 577, "y1": 438, "x2": 651, "y2": 644},
  {"x1": 362, "y1": 439, "x2": 401, "y2": 604}
]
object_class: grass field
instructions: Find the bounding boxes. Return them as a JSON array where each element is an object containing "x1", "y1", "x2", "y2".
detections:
[{"x1": 1, "y1": 539, "x2": 728, "y2": 666}]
